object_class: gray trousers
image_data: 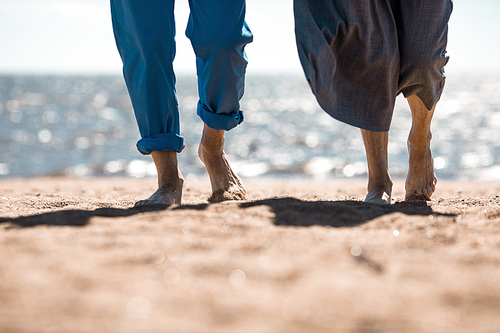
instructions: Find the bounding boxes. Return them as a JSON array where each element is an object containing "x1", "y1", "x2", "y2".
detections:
[{"x1": 294, "y1": 0, "x2": 453, "y2": 131}]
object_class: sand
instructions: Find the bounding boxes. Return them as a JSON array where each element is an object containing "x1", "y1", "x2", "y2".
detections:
[{"x1": 1, "y1": 176, "x2": 500, "y2": 333}]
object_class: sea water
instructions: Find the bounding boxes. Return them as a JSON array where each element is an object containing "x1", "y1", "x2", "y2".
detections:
[{"x1": 1, "y1": 74, "x2": 499, "y2": 180}]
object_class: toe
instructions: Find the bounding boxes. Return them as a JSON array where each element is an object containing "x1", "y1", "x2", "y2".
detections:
[
  {"x1": 134, "y1": 200, "x2": 146, "y2": 207},
  {"x1": 427, "y1": 184, "x2": 434, "y2": 197}
]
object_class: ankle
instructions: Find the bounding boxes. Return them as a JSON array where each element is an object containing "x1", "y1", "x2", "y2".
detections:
[
  {"x1": 368, "y1": 179, "x2": 393, "y2": 192},
  {"x1": 199, "y1": 141, "x2": 223, "y2": 157},
  {"x1": 158, "y1": 173, "x2": 183, "y2": 187},
  {"x1": 200, "y1": 125, "x2": 225, "y2": 154},
  {"x1": 408, "y1": 130, "x2": 432, "y2": 147},
  {"x1": 151, "y1": 150, "x2": 183, "y2": 188}
]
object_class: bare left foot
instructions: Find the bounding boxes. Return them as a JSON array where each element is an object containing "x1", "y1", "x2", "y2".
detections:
[
  {"x1": 198, "y1": 124, "x2": 246, "y2": 203},
  {"x1": 365, "y1": 184, "x2": 391, "y2": 205},
  {"x1": 361, "y1": 129, "x2": 393, "y2": 205},
  {"x1": 405, "y1": 142, "x2": 436, "y2": 201},
  {"x1": 405, "y1": 95, "x2": 437, "y2": 201}
]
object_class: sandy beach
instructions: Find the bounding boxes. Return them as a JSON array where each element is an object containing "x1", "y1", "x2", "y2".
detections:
[{"x1": 1, "y1": 176, "x2": 500, "y2": 332}]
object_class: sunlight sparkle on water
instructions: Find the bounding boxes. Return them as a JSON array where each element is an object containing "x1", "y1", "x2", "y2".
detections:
[
  {"x1": 0, "y1": 164, "x2": 8, "y2": 175},
  {"x1": 92, "y1": 133, "x2": 107, "y2": 145},
  {"x1": 74, "y1": 137, "x2": 90, "y2": 150},
  {"x1": 104, "y1": 160, "x2": 127, "y2": 174},
  {"x1": 99, "y1": 107, "x2": 119, "y2": 121},
  {"x1": 231, "y1": 161, "x2": 269, "y2": 178},
  {"x1": 434, "y1": 157, "x2": 447, "y2": 170},
  {"x1": 38, "y1": 129, "x2": 52, "y2": 143},
  {"x1": 10, "y1": 110, "x2": 22, "y2": 123},
  {"x1": 6, "y1": 100, "x2": 19, "y2": 111},
  {"x1": 304, "y1": 157, "x2": 334, "y2": 175},
  {"x1": 127, "y1": 160, "x2": 156, "y2": 178},
  {"x1": 42, "y1": 110, "x2": 59, "y2": 124},
  {"x1": 3, "y1": 74, "x2": 500, "y2": 179},
  {"x1": 305, "y1": 134, "x2": 319, "y2": 148},
  {"x1": 342, "y1": 164, "x2": 356, "y2": 177},
  {"x1": 69, "y1": 164, "x2": 91, "y2": 177},
  {"x1": 10, "y1": 129, "x2": 25, "y2": 142},
  {"x1": 92, "y1": 91, "x2": 109, "y2": 108}
]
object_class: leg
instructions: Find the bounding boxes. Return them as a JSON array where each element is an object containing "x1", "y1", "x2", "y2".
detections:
[
  {"x1": 397, "y1": 0, "x2": 453, "y2": 111},
  {"x1": 360, "y1": 129, "x2": 393, "y2": 205},
  {"x1": 294, "y1": 0, "x2": 400, "y2": 132},
  {"x1": 405, "y1": 95, "x2": 437, "y2": 201},
  {"x1": 395, "y1": 0, "x2": 451, "y2": 200},
  {"x1": 187, "y1": 0, "x2": 252, "y2": 129},
  {"x1": 111, "y1": 0, "x2": 185, "y2": 205},
  {"x1": 198, "y1": 124, "x2": 246, "y2": 202},
  {"x1": 111, "y1": 0, "x2": 184, "y2": 154},
  {"x1": 135, "y1": 151, "x2": 184, "y2": 206},
  {"x1": 187, "y1": 0, "x2": 252, "y2": 202}
]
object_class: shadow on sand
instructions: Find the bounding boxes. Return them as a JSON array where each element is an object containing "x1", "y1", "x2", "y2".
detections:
[
  {"x1": 0, "y1": 197, "x2": 456, "y2": 229},
  {"x1": 0, "y1": 205, "x2": 169, "y2": 228},
  {"x1": 239, "y1": 197, "x2": 457, "y2": 228}
]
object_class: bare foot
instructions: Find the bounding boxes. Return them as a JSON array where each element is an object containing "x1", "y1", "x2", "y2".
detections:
[
  {"x1": 365, "y1": 184, "x2": 391, "y2": 205},
  {"x1": 198, "y1": 124, "x2": 246, "y2": 203},
  {"x1": 405, "y1": 95, "x2": 437, "y2": 201},
  {"x1": 134, "y1": 183, "x2": 183, "y2": 207},
  {"x1": 405, "y1": 142, "x2": 436, "y2": 201},
  {"x1": 361, "y1": 129, "x2": 393, "y2": 205},
  {"x1": 135, "y1": 151, "x2": 184, "y2": 207}
]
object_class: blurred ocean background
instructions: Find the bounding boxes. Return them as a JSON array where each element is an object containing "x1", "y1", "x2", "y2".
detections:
[{"x1": 1, "y1": 73, "x2": 500, "y2": 181}]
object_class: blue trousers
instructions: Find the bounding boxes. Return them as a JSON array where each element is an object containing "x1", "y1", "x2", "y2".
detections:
[{"x1": 111, "y1": 0, "x2": 253, "y2": 154}]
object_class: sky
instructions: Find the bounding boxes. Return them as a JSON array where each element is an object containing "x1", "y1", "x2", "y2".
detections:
[{"x1": 0, "y1": 0, "x2": 499, "y2": 76}]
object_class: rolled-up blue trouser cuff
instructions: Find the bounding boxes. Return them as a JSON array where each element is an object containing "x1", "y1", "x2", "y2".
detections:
[
  {"x1": 136, "y1": 133, "x2": 185, "y2": 155},
  {"x1": 197, "y1": 101, "x2": 244, "y2": 131}
]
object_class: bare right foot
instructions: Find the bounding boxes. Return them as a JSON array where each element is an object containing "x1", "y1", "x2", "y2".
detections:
[
  {"x1": 198, "y1": 124, "x2": 246, "y2": 203},
  {"x1": 405, "y1": 137, "x2": 437, "y2": 201},
  {"x1": 135, "y1": 150, "x2": 184, "y2": 207}
]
